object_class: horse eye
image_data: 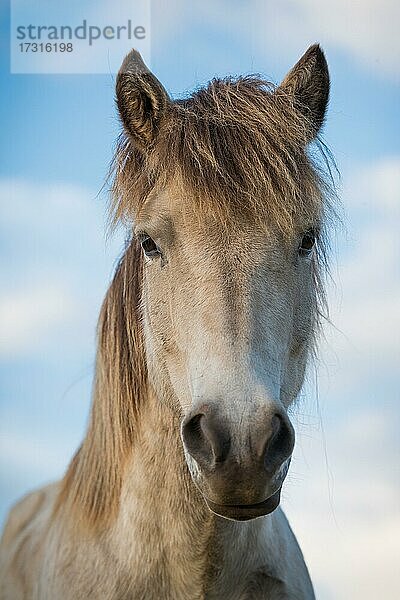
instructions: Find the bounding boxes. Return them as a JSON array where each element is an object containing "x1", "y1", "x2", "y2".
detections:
[
  {"x1": 140, "y1": 235, "x2": 161, "y2": 258},
  {"x1": 299, "y1": 231, "x2": 316, "y2": 256}
]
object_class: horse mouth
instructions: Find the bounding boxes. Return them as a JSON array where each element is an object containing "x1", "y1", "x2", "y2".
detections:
[{"x1": 204, "y1": 489, "x2": 281, "y2": 521}]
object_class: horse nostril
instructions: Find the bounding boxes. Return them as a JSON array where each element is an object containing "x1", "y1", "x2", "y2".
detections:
[
  {"x1": 182, "y1": 413, "x2": 208, "y2": 461},
  {"x1": 182, "y1": 410, "x2": 231, "y2": 469},
  {"x1": 263, "y1": 413, "x2": 295, "y2": 474}
]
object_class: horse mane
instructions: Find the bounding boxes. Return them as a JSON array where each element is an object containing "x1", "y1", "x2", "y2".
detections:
[
  {"x1": 55, "y1": 239, "x2": 146, "y2": 530},
  {"x1": 56, "y1": 74, "x2": 335, "y2": 530}
]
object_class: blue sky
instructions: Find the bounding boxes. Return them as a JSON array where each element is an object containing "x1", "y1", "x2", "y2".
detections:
[{"x1": 0, "y1": 2, "x2": 399, "y2": 599}]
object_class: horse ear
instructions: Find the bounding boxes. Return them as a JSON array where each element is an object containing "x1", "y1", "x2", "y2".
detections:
[
  {"x1": 278, "y1": 44, "x2": 330, "y2": 141},
  {"x1": 116, "y1": 49, "x2": 170, "y2": 150}
]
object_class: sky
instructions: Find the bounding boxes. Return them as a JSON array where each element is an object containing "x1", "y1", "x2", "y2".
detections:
[{"x1": 0, "y1": 1, "x2": 399, "y2": 598}]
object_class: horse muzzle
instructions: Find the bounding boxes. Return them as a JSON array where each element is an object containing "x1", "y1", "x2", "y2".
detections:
[{"x1": 181, "y1": 403, "x2": 294, "y2": 521}]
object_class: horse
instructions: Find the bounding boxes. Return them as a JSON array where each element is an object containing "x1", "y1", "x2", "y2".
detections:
[{"x1": 0, "y1": 44, "x2": 334, "y2": 599}]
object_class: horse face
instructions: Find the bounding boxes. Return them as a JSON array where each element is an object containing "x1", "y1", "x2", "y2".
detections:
[
  {"x1": 134, "y1": 188, "x2": 319, "y2": 519},
  {"x1": 116, "y1": 45, "x2": 329, "y2": 520}
]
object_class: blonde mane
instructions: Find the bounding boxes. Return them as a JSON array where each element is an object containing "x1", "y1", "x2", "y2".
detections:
[{"x1": 56, "y1": 240, "x2": 146, "y2": 529}]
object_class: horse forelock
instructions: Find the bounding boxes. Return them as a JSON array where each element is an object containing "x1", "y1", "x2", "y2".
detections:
[{"x1": 111, "y1": 75, "x2": 335, "y2": 234}]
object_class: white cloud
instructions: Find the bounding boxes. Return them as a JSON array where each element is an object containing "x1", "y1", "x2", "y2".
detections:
[
  {"x1": 0, "y1": 178, "x2": 102, "y2": 240},
  {"x1": 0, "y1": 178, "x2": 124, "y2": 360},
  {"x1": 345, "y1": 156, "x2": 400, "y2": 216},
  {"x1": 317, "y1": 157, "x2": 400, "y2": 390},
  {"x1": 152, "y1": 0, "x2": 400, "y2": 81},
  {"x1": 272, "y1": 0, "x2": 400, "y2": 78},
  {"x1": 0, "y1": 430, "x2": 70, "y2": 479},
  {"x1": 285, "y1": 406, "x2": 400, "y2": 600},
  {"x1": 0, "y1": 284, "x2": 78, "y2": 358}
]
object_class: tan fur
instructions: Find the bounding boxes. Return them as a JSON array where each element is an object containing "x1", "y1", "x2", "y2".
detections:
[{"x1": 0, "y1": 45, "x2": 335, "y2": 599}]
